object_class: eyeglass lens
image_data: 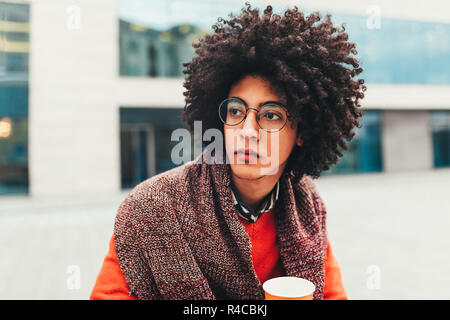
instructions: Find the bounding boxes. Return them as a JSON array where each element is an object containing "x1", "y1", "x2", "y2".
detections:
[{"x1": 219, "y1": 98, "x2": 287, "y2": 131}]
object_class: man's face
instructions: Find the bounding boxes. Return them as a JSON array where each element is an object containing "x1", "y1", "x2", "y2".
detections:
[{"x1": 224, "y1": 75, "x2": 302, "y2": 179}]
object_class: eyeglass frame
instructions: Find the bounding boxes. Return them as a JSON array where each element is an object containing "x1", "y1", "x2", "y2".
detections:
[{"x1": 218, "y1": 97, "x2": 293, "y2": 133}]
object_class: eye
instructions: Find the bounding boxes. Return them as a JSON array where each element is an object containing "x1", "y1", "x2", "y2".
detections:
[
  {"x1": 229, "y1": 107, "x2": 243, "y2": 116},
  {"x1": 230, "y1": 107, "x2": 241, "y2": 115},
  {"x1": 263, "y1": 111, "x2": 281, "y2": 120}
]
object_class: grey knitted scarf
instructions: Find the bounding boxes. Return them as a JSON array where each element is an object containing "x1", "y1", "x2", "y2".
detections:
[{"x1": 114, "y1": 150, "x2": 328, "y2": 300}]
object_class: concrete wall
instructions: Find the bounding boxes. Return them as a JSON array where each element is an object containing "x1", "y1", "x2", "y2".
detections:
[
  {"x1": 382, "y1": 110, "x2": 434, "y2": 172},
  {"x1": 29, "y1": 0, "x2": 119, "y2": 197}
]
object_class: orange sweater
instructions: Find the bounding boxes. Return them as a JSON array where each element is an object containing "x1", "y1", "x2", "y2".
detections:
[{"x1": 90, "y1": 208, "x2": 347, "y2": 300}]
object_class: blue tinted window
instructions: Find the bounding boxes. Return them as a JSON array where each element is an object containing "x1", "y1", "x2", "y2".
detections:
[
  {"x1": 430, "y1": 111, "x2": 450, "y2": 168},
  {"x1": 0, "y1": 2, "x2": 29, "y2": 195},
  {"x1": 120, "y1": 107, "x2": 189, "y2": 188},
  {"x1": 324, "y1": 110, "x2": 383, "y2": 175},
  {"x1": 331, "y1": 14, "x2": 450, "y2": 84}
]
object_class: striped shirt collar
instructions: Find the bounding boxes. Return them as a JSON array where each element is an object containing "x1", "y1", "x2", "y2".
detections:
[{"x1": 230, "y1": 180, "x2": 280, "y2": 223}]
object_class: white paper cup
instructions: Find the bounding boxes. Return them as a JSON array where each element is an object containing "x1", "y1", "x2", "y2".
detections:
[{"x1": 263, "y1": 276, "x2": 316, "y2": 300}]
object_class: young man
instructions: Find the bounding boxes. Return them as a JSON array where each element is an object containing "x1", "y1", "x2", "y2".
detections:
[{"x1": 91, "y1": 3, "x2": 365, "y2": 300}]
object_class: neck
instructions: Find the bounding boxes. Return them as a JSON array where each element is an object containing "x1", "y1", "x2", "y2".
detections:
[{"x1": 230, "y1": 166, "x2": 284, "y2": 213}]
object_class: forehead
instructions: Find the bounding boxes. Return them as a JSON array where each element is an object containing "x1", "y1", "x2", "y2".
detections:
[{"x1": 228, "y1": 75, "x2": 287, "y2": 105}]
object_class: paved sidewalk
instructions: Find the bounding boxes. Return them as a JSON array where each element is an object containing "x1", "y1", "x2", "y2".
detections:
[
  {"x1": 0, "y1": 193, "x2": 125, "y2": 300},
  {"x1": 1, "y1": 167, "x2": 449, "y2": 299},
  {"x1": 315, "y1": 167, "x2": 450, "y2": 299}
]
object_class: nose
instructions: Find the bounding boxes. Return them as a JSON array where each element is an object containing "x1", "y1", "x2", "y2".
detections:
[{"x1": 239, "y1": 108, "x2": 260, "y2": 143}]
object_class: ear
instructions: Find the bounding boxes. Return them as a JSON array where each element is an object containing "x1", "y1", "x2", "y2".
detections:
[{"x1": 296, "y1": 133, "x2": 303, "y2": 147}]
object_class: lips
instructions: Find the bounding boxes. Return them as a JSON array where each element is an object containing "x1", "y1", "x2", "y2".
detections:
[{"x1": 235, "y1": 148, "x2": 259, "y2": 158}]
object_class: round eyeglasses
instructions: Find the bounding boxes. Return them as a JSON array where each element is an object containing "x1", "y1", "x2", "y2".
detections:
[{"x1": 218, "y1": 97, "x2": 289, "y2": 132}]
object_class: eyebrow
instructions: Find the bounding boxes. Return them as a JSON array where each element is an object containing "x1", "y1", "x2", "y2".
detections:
[{"x1": 230, "y1": 96, "x2": 285, "y2": 107}]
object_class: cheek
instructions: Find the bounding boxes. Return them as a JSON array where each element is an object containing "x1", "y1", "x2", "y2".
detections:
[
  {"x1": 224, "y1": 128, "x2": 236, "y2": 152},
  {"x1": 266, "y1": 130, "x2": 297, "y2": 161}
]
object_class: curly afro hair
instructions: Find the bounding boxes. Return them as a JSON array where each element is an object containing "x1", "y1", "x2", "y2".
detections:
[{"x1": 181, "y1": 2, "x2": 366, "y2": 180}]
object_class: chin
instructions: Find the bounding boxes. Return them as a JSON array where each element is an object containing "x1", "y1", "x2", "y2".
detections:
[
  {"x1": 229, "y1": 161, "x2": 281, "y2": 179},
  {"x1": 230, "y1": 163, "x2": 264, "y2": 179}
]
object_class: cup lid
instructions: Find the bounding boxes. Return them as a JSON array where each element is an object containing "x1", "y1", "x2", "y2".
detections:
[{"x1": 262, "y1": 276, "x2": 316, "y2": 298}]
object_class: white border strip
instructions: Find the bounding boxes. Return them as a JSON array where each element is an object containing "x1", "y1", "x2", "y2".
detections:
[{"x1": 117, "y1": 78, "x2": 450, "y2": 110}]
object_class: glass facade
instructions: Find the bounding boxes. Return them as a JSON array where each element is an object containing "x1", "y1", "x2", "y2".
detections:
[
  {"x1": 120, "y1": 107, "x2": 191, "y2": 189},
  {"x1": 430, "y1": 111, "x2": 450, "y2": 168},
  {"x1": 118, "y1": 0, "x2": 450, "y2": 84},
  {"x1": 324, "y1": 110, "x2": 383, "y2": 175},
  {"x1": 336, "y1": 15, "x2": 450, "y2": 84},
  {"x1": 0, "y1": 2, "x2": 29, "y2": 195},
  {"x1": 118, "y1": 0, "x2": 242, "y2": 77},
  {"x1": 119, "y1": 19, "x2": 207, "y2": 77}
]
